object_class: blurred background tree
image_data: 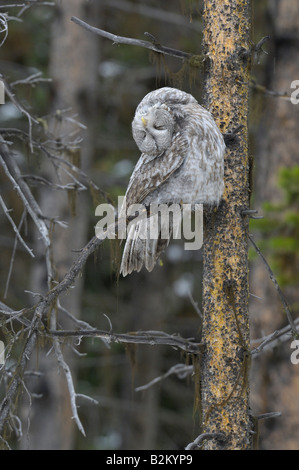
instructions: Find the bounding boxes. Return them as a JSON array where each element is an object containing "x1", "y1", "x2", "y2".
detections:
[
  {"x1": 249, "y1": 0, "x2": 299, "y2": 450},
  {"x1": 0, "y1": 0, "x2": 298, "y2": 450}
]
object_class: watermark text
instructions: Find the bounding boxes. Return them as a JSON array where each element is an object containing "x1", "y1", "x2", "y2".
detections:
[
  {"x1": 0, "y1": 80, "x2": 5, "y2": 104},
  {"x1": 95, "y1": 197, "x2": 203, "y2": 251},
  {"x1": 290, "y1": 340, "x2": 299, "y2": 365},
  {"x1": 290, "y1": 80, "x2": 299, "y2": 105},
  {"x1": 0, "y1": 340, "x2": 5, "y2": 365}
]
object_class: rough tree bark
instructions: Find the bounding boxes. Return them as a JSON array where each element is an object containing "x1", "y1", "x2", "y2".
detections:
[{"x1": 200, "y1": 0, "x2": 252, "y2": 449}]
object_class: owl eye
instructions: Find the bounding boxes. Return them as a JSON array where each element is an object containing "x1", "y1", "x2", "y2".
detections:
[{"x1": 153, "y1": 124, "x2": 165, "y2": 130}]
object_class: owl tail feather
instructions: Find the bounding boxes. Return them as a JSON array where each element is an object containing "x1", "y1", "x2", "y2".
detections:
[{"x1": 120, "y1": 216, "x2": 173, "y2": 277}]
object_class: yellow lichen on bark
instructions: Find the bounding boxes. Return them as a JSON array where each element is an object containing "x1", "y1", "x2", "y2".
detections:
[{"x1": 200, "y1": 0, "x2": 252, "y2": 450}]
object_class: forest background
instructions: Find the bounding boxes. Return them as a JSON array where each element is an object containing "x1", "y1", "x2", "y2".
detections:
[{"x1": 0, "y1": 0, "x2": 298, "y2": 450}]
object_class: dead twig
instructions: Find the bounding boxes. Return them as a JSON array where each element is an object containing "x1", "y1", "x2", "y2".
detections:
[
  {"x1": 71, "y1": 16, "x2": 192, "y2": 60},
  {"x1": 135, "y1": 363, "x2": 193, "y2": 392},
  {"x1": 185, "y1": 432, "x2": 226, "y2": 450},
  {"x1": 49, "y1": 328, "x2": 202, "y2": 355},
  {"x1": 249, "y1": 234, "x2": 297, "y2": 338}
]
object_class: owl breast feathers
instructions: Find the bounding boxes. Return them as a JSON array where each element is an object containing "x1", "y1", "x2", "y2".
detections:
[{"x1": 119, "y1": 87, "x2": 225, "y2": 276}]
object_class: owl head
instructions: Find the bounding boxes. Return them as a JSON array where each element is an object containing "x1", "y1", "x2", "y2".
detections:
[{"x1": 132, "y1": 103, "x2": 175, "y2": 156}]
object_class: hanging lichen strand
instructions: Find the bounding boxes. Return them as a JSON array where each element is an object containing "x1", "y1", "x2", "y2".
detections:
[{"x1": 200, "y1": 0, "x2": 252, "y2": 450}]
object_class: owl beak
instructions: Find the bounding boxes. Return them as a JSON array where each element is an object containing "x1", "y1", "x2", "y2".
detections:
[{"x1": 141, "y1": 116, "x2": 147, "y2": 127}]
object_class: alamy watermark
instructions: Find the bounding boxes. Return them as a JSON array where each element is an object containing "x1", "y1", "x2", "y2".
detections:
[
  {"x1": 0, "y1": 340, "x2": 5, "y2": 366},
  {"x1": 290, "y1": 340, "x2": 299, "y2": 365},
  {"x1": 290, "y1": 80, "x2": 299, "y2": 105},
  {"x1": 0, "y1": 80, "x2": 5, "y2": 105},
  {"x1": 95, "y1": 196, "x2": 203, "y2": 251}
]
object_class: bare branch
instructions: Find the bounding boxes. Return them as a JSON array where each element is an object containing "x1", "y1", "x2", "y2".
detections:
[
  {"x1": 4, "y1": 210, "x2": 29, "y2": 298},
  {"x1": 76, "y1": 394, "x2": 99, "y2": 406},
  {"x1": 0, "y1": 195, "x2": 34, "y2": 258},
  {"x1": 1, "y1": 77, "x2": 39, "y2": 152},
  {"x1": 249, "y1": 234, "x2": 297, "y2": 337},
  {"x1": 0, "y1": 0, "x2": 55, "y2": 5},
  {"x1": 135, "y1": 363, "x2": 193, "y2": 392},
  {"x1": 250, "y1": 80, "x2": 291, "y2": 100},
  {"x1": 0, "y1": 138, "x2": 55, "y2": 288},
  {"x1": 257, "y1": 412, "x2": 282, "y2": 420},
  {"x1": 238, "y1": 78, "x2": 292, "y2": 101},
  {"x1": 71, "y1": 16, "x2": 192, "y2": 60},
  {"x1": 188, "y1": 289, "x2": 202, "y2": 318},
  {"x1": 53, "y1": 338, "x2": 86, "y2": 436},
  {"x1": 10, "y1": 71, "x2": 52, "y2": 88},
  {"x1": 49, "y1": 328, "x2": 202, "y2": 355},
  {"x1": 0, "y1": 141, "x2": 50, "y2": 249},
  {"x1": 251, "y1": 317, "x2": 299, "y2": 357},
  {"x1": 0, "y1": 329, "x2": 37, "y2": 433},
  {"x1": 21, "y1": 174, "x2": 87, "y2": 192},
  {"x1": 0, "y1": 1, "x2": 55, "y2": 13},
  {"x1": 0, "y1": 128, "x2": 113, "y2": 204},
  {"x1": 0, "y1": 13, "x2": 8, "y2": 48},
  {"x1": 185, "y1": 432, "x2": 226, "y2": 450},
  {"x1": 56, "y1": 301, "x2": 96, "y2": 331}
]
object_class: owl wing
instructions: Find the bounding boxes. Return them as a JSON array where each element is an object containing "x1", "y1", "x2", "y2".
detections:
[{"x1": 125, "y1": 133, "x2": 189, "y2": 206}]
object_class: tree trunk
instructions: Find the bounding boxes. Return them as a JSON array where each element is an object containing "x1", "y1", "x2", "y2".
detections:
[{"x1": 200, "y1": 0, "x2": 252, "y2": 450}]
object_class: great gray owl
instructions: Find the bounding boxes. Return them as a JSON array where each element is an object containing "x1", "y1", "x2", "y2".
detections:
[{"x1": 119, "y1": 87, "x2": 225, "y2": 276}]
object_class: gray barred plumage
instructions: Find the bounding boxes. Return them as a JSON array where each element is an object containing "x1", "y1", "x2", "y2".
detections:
[{"x1": 120, "y1": 87, "x2": 225, "y2": 276}]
